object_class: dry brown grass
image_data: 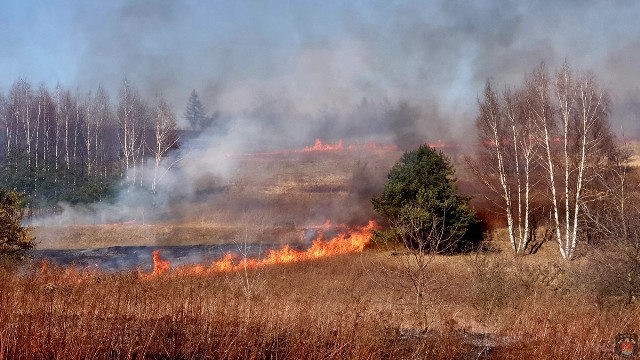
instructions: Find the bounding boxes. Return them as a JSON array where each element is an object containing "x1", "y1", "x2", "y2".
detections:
[
  {"x1": 34, "y1": 222, "x2": 306, "y2": 249},
  {"x1": 11, "y1": 145, "x2": 640, "y2": 358},
  {"x1": 33, "y1": 150, "x2": 400, "y2": 250},
  {"x1": 2, "y1": 244, "x2": 638, "y2": 359}
]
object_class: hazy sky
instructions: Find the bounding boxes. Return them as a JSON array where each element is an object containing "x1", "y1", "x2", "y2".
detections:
[{"x1": 1, "y1": 0, "x2": 639, "y2": 137}]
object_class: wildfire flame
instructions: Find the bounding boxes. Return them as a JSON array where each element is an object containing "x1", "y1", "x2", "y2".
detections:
[
  {"x1": 226, "y1": 138, "x2": 398, "y2": 157},
  {"x1": 224, "y1": 137, "x2": 537, "y2": 159},
  {"x1": 142, "y1": 220, "x2": 377, "y2": 278},
  {"x1": 302, "y1": 139, "x2": 346, "y2": 152},
  {"x1": 303, "y1": 219, "x2": 333, "y2": 230},
  {"x1": 301, "y1": 139, "x2": 398, "y2": 153}
]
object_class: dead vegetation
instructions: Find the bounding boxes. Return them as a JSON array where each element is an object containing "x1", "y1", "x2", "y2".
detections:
[
  {"x1": 33, "y1": 150, "x2": 399, "y2": 250},
  {"x1": 1, "y1": 242, "x2": 638, "y2": 359},
  {"x1": 10, "y1": 143, "x2": 640, "y2": 358}
]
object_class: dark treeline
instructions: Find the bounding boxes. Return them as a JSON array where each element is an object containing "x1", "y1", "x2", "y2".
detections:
[{"x1": 0, "y1": 78, "x2": 179, "y2": 214}]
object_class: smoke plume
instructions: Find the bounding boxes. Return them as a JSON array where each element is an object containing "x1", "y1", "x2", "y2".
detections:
[{"x1": 7, "y1": 1, "x2": 640, "y2": 244}]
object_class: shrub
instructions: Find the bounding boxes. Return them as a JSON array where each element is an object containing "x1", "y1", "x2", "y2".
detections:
[
  {"x1": 580, "y1": 238, "x2": 640, "y2": 305},
  {"x1": 372, "y1": 145, "x2": 481, "y2": 252},
  {"x1": 0, "y1": 189, "x2": 35, "y2": 256}
]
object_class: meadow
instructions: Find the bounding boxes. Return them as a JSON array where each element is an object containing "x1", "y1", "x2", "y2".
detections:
[
  {"x1": 1, "y1": 242, "x2": 637, "y2": 359},
  {"x1": 3, "y1": 147, "x2": 639, "y2": 359}
]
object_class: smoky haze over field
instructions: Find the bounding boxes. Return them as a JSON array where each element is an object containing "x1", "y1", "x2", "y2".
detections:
[
  {"x1": 2, "y1": 1, "x2": 640, "y2": 143},
  {"x1": 5, "y1": 1, "x2": 640, "y2": 234}
]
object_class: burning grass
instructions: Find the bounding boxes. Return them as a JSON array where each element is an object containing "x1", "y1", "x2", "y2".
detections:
[
  {"x1": 141, "y1": 221, "x2": 377, "y2": 278},
  {"x1": 2, "y1": 245, "x2": 639, "y2": 359}
]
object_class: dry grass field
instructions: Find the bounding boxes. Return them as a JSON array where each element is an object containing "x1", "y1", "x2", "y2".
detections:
[
  {"x1": 2, "y1": 245, "x2": 638, "y2": 359},
  {"x1": 34, "y1": 150, "x2": 400, "y2": 250},
  {"x1": 4, "y1": 145, "x2": 640, "y2": 359}
]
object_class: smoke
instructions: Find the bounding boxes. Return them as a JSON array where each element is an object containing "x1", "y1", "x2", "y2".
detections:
[
  {"x1": 28, "y1": 117, "x2": 250, "y2": 227},
  {"x1": 9, "y1": 1, "x2": 640, "y2": 245},
  {"x1": 4, "y1": 1, "x2": 640, "y2": 138}
]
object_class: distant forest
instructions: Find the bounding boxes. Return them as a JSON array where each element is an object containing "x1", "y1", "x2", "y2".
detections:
[{"x1": 0, "y1": 78, "x2": 210, "y2": 214}]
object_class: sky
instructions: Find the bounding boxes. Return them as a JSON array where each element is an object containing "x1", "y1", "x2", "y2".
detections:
[{"x1": 1, "y1": 0, "x2": 640, "y2": 140}]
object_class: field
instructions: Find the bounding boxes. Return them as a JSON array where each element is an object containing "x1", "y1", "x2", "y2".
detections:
[
  {"x1": 34, "y1": 150, "x2": 400, "y2": 250},
  {"x1": 2, "y1": 246, "x2": 638, "y2": 359},
  {"x1": 3, "y1": 146, "x2": 639, "y2": 359}
]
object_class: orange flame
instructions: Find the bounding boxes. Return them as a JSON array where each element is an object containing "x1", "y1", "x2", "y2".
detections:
[
  {"x1": 37, "y1": 259, "x2": 100, "y2": 283},
  {"x1": 304, "y1": 219, "x2": 333, "y2": 230},
  {"x1": 302, "y1": 139, "x2": 344, "y2": 152},
  {"x1": 226, "y1": 137, "x2": 505, "y2": 158},
  {"x1": 150, "y1": 249, "x2": 171, "y2": 276},
  {"x1": 142, "y1": 220, "x2": 377, "y2": 278},
  {"x1": 228, "y1": 138, "x2": 398, "y2": 157},
  {"x1": 299, "y1": 139, "x2": 398, "y2": 153},
  {"x1": 39, "y1": 259, "x2": 50, "y2": 273}
]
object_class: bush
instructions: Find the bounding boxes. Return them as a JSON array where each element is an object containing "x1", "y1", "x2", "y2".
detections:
[
  {"x1": 372, "y1": 145, "x2": 481, "y2": 252},
  {"x1": 0, "y1": 189, "x2": 35, "y2": 256},
  {"x1": 469, "y1": 254, "x2": 570, "y2": 315},
  {"x1": 580, "y1": 238, "x2": 640, "y2": 305}
]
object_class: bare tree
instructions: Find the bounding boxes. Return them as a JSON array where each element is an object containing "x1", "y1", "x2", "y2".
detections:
[
  {"x1": 53, "y1": 84, "x2": 62, "y2": 174},
  {"x1": 474, "y1": 63, "x2": 616, "y2": 260},
  {"x1": 118, "y1": 79, "x2": 148, "y2": 185},
  {"x1": 93, "y1": 86, "x2": 114, "y2": 178},
  {"x1": 118, "y1": 79, "x2": 134, "y2": 181},
  {"x1": 374, "y1": 204, "x2": 464, "y2": 308},
  {"x1": 471, "y1": 82, "x2": 539, "y2": 255},
  {"x1": 533, "y1": 64, "x2": 613, "y2": 260},
  {"x1": 84, "y1": 87, "x2": 114, "y2": 178},
  {"x1": 56, "y1": 88, "x2": 75, "y2": 171},
  {"x1": 83, "y1": 91, "x2": 97, "y2": 177},
  {"x1": 34, "y1": 84, "x2": 49, "y2": 169},
  {"x1": 7, "y1": 79, "x2": 34, "y2": 165},
  {"x1": 0, "y1": 78, "x2": 183, "y2": 211},
  {"x1": 72, "y1": 89, "x2": 84, "y2": 173},
  {"x1": 0, "y1": 91, "x2": 7, "y2": 178},
  {"x1": 150, "y1": 96, "x2": 179, "y2": 191},
  {"x1": 580, "y1": 151, "x2": 640, "y2": 303},
  {"x1": 580, "y1": 140, "x2": 637, "y2": 245},
  {"x1": 39, "y1": 86, "x2": 56, "y2": 174},
  {"x1": 0, "y1": 92, "x2": 5, "y2": 145},
  {"x1": 2, "y1": 87, "x2": 14, "y2": 170}
]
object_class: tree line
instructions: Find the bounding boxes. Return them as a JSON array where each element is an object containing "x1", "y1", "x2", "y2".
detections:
[
  {"x1": 372, "y1": 62, "x2": 637, "y2": 263},
  {"x1": 0, "y1": 78, "x2": 179, "y2": 213},
  {"x1": 471, "y1": 62, "x2": 631, "y2": 260}
]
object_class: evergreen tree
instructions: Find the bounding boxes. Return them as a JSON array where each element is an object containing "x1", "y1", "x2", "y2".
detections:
[
  {"x1": 372, "y1": 145, "x2": 481, "y2": 252},
  {"x1": 0, "y1": 189, "x2": 34, "y2": 256},
  {"x1": 183, "y1": 90, "x2": 206, "y2": 130}
]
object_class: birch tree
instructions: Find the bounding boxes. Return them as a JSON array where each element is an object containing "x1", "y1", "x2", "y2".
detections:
[
  {"x1": 84, "y1": 88, "x2": 110, "y2": 178},
  {"x1": 474, "y1": 63, "x2": 615, "y2": 260},
  {"x1": 549, "y1": 65, "x2": 611, "y2": 259},
  {"x1": 34, "y1": 84, "x2": 49, "y2": 169},
  {"x1": 37, "y1": 85, "x2": 56, "y2": 174},
  {"x1": 58, "y1": 89, "x2": 74, "y2": 171},
  {"x1": 118, "y1": 79, "x2": 147, "y2": 185},
  {"x1": 472, "y1": 82, "x2": 539, "y2": 255},
  {"x1": 0, "y1": 78, "x2": 183, "y2": 209},
  {"x1": 72, "y1": 90, "x2": 84, "y2": 173},
  {"x1": 150, "y1": 96, "x2": 179, "y2": 191},
  {"x1": 93, "y1": 86, "x2": 114, "y2": 178},
  {"x1": 527, "y1": 64, "x2": 613, "y2": 260},
  {"x1": 7, "y1": 80, "x2": 34, "y2": 164},
  {"x1": 580, "y1": 144, "x2": 635, "y2": 245},
  {"x1": 53, "y1": 84, "x2": 62, "y2": 174}
]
